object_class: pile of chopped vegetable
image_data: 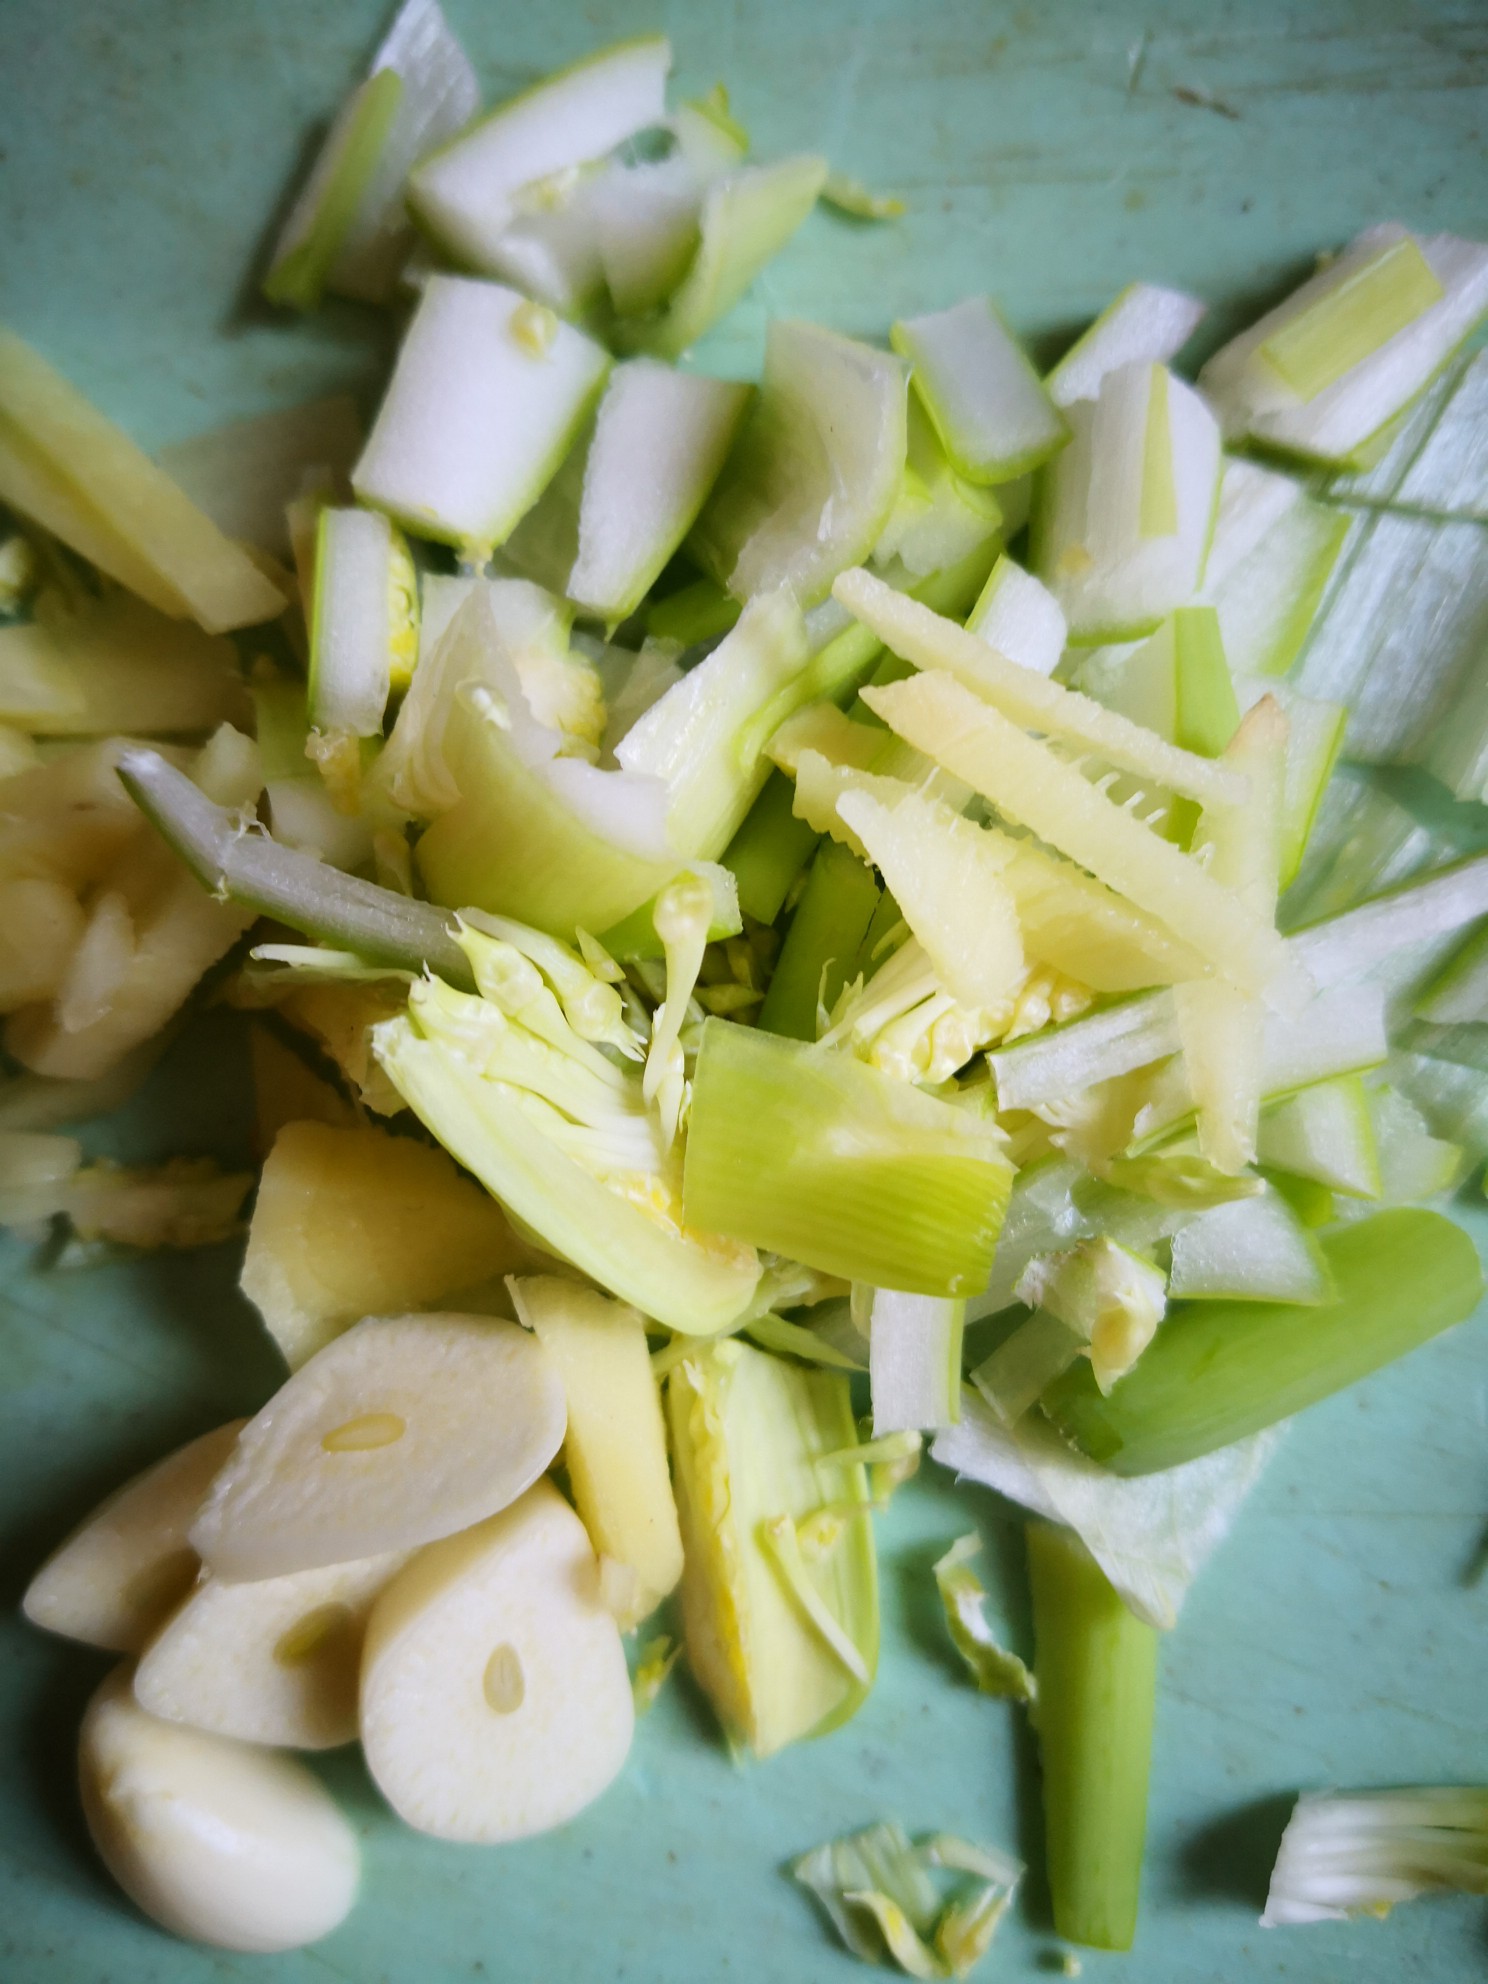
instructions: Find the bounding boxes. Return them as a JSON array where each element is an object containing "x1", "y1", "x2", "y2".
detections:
[{"x1": 7, "y1": 5, "x2": 1488, "y2": 1969}]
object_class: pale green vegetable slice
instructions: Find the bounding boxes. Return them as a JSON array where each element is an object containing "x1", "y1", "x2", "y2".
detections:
[
  {"x1": 409, "y1": 35, "x2": 671, "y2": 269},
  {"x1": 1075, "y1": 606, "x2": 1239, "y2": 761},
  {"x1": 117, "y1": 745, "x2": 476, "y2": 986},
  {"x1": 1199, "y1": 224, "x2": 1488, "y2": 465},
  {"x1": 836, "y1": 568, "x2": 1246, "y2": 808},
  {"x1": 964, "y1": 552, "x2": 1066, "y2": 673},
  {"x1": 23, "y1": 1422, "x2": 243, "y2": 1653},
  {"x1": 666, "y1": 1338, "x2": 877, "y2": 1757},
  {"x1": 821, "y1": 173, "x2": 906, "y2": 221},
  {"x1": 133, "y1": 1548, "x2": 407, "y2": 1749},
  {"x1": 191, "y1": 1311, "x2": 566, "y2": 1581},
  {"x1": 79, "y1": 1668, "x2": 360, "y2": 1953},
  {"x1": 309, "y1": 506, "x2": 419, "y2": 722},
  {"x1": 1031, "y1": 360, "x2": 1221, "y2": 644},
  {"x1": 1415, "y1": 918, "x2": 1488, "y2": 1024},
  {"x1": 508, "y1": 361, "x2": 750, "y2": 625},
  {"x1": 242, "y1": 1120, "x2": 535, "y2": 1369},
  {"x1": 617, "y1": 153, "x2": 828, "y2": 358},
  {"x1": 1231, "y1": 673, "x2": 1345, "y2": 890},
  {"x1": 989, "y1": 992, "x2": 1178, "y2": 1112},
  {"x1": 683, "y1": 1017, "x2": 1012, "y2": 1296},
  {"x1": 1257, "y1": 1072, "x2": 1382, "y2": 1197},
  {"x1": 861, "y1": 671, "x2": 1300, "y2": 1003},
  {"x1": 1324, "y1": 346, "x2": 1488, "y2": 522},
  {"x1": 374, "y1": 985, "x2": 761, "y2": 1335},
  {"x1": 1168, "y1": 1189, "x2": 1332, "y2": 1304},
  {"x1": 872, "y1": 397, "x2": 1005, "y2": 579},
  {"x1": 0, "y1": 330, "x2": 286, "y2": 632},
  {"x1": 892, "y1": 295, "x2": 1068, "y2": 483},
  {"x1": 360, "y1": 1480, "x2": 633, "y2": 1842},
  {"x1": 1046, "y1": 282, "x2": 1208, "y2": 407},
  {"x1": 867, "y1": 1287, "x2": 966, "y2": 1434},
  {"x1": 690, "y1": 321, "x2": 907, "y2": 606},
  {"x1": 615, "y1": 589, "x2": 811, "y2": 859},
  {"x1": 510, "y1": 1277, "x2": 683, "y2": 1628},
  {"x1": 263, "y1": 70, "x2": 405, "y2": 311},
  {"x1": 1198, "y1": 457, "x2": 1350, "y2": 680},
  {"x1": 351, "y1": 276, "x2": 611, "y2": 560},
  {"x1": 1262, "y1": 1786, "x2": 1488, "y2": 1926}
]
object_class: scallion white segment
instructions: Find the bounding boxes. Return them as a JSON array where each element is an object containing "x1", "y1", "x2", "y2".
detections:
[
  {"x1": 1033, "y1": 361, "x2": 1221, "y2": 643},
  {"x1": 892, "y1": 295, "x2": 1068, "y2": 483},
  {"x1": 1199, "y1": 457, "x2": 1350, "y2": 680},
  {"x1": 409, "y1": 35, "x2": 671, "y2": 271},
  {"x1": 1262, "y1": 1786, "x2": 1488, "y2": 1927},
  {"x1": 352, "y1": 276, "x2": 609, "y2": 558},
  {"x1": 1047, "y1": 282, "x2": 1209, "y2": 408},
  {"x1": 618, "y1": 154, "x2": 828, "y2": 359},
  {"x1": 539, "y1": 361, "x2": 751, "y2": 624},
  {"x1": 1199, "y1": 223, "x2": 1488, "y2": 465},
  {"x1": 867, "y1": 1287, "x2": 965, "y2": 1436},
  {"x1": 965, "y1": 554, "x2": 1066, "y2": 674},
  {"x1": 689, "y1": 320, "x2": 907, "y2": 604},
  {"x1": 308, "y1": 507, "x2": 416, "y2": 741},
  {"x1": 1168, "y1": 1191, "x2": 1331, "y2": 1304}
]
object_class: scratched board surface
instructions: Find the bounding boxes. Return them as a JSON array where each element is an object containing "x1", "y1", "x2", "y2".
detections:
[{"x1": 1, "y1": 1, "x2": 1487, "y2": 1979}]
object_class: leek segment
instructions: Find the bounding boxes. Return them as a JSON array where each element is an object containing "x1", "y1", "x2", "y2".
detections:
[
  {"x1": 1043, "y1": 1209, "x2": 1482, "y2": 1475},
  {"x1": 690, "y1": 322, "x2": 907, "y2": 606},
  {"x1": 872, "y1": 397, "x2": 1005, "y2": 580},
  {"x1": 351, "y1": 277, "x2": 611, "y2": 561},
  {"x1": 375, "y1": 979, "x2": 761, "y2": 1336},
  {"x1": 868, "y1": 1288, "x2": 965, "y2": 1434},
  {"x1": 509, "y1": 362, "x2": 751, "y2": 624},
  {"x1": 964, "y1": 553, "x2": 1066, "y2": 674},
  {"x1": 1200, "y1": 223, "x2": 1488, "y2": 464},
  {"x1": 891, "y1": 295, "x2": 1068, "y2": 483},
  {"x1": 1046, "y1": 282, "x2": 1208, "y2": 407},
  {"x1": 263, "y1": 71, "x2": 405, "y2": 311},
  {"x1": 757, "y1": 838, "x2": 879, "y2": 1041},
  {"x1": 409, "y1": 35, "x2": 671, "y2": 269},
  {"x1": 1031, "y1": 361, "x2": 1220, "y2": 644},
  {"x1": 666, "y1": 1339, "x2": 877, "y2": 1757},
  {"x1": 0, "y1": 330, "x2": 286, "y2": 633},
  {"x1": 618, "y1": 154, "x2": 828, "y2": 359},
  {"x1": 306, "y1": 508, "x2": 418, "y2": 793},
  {"x1": 1026, "y1": 1522, "x2": 1158, "y2": 1952},
  {"x1": 682, "y1": 1018, "x2": 1013, "y2": 1296}
]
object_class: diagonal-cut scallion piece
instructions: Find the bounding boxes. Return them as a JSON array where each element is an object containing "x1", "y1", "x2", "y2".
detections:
[
  {"x1": 263, "y1": 70, "x2": 405, "y2": 312},
  {"x1": 616, "y1": 153, "x2": 828, "y2": 359},
  {"x1": 691, "y1": 323, "x2": 907, "y2": 607},
  {"x1": 1043, "y1": 1209, "x2": 1482, "y2": 1475},
  {"x1": 757, "y1": 838, "x2": 879, "y2": 1041},
  {"x1": 1257, "y1": 1072, "x2": 1382, "y2": 1198},
  {"x1": 683, "y1": 1017, "x2": 1013, "y2": 1297},
  {"x1": 1259, "y1": 236, "x2": 1444, "y2": 399},
  {"x1": 409, "y1": 35, "x2": 671, "y2": 270},
  {"x1": 1046, "y1": 281, "x2": 1208, "y2": 408},
  {"x1": 891, "y1": 296, "x2": 1069, "y2": 484},
  {"x1": 116, "y1": 745, "x2": 474, "y2": 988},
  {"x1": 867, "y1": 1288, "x2": 965, "y2": 1434},
  {"x1": 964, "y1": 553, "x2": 1066, "y2": 675},
  {"x1": 352, "y1": 276, "x2": 611, "y2": 562}
]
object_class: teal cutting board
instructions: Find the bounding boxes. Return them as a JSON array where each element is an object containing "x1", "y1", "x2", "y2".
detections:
[{"x1": 3, "y1": 2, "x2": 1488, "y2": 1978}]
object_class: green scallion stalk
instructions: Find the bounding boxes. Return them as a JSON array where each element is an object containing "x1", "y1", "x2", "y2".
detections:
[
  {"x1": 1026, "y1": 1521, "x2": 1158, "y2": 1952},
  {"x1": 1042, "y1": 1209, "x2": 1482, "y2": 1475},
  {"x1": 758, "y1": 840, "x2": 880, "y2": 1041},
  {"x1": 683, "y1": 1017, "x2": 1013, "y2": 1296}
]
